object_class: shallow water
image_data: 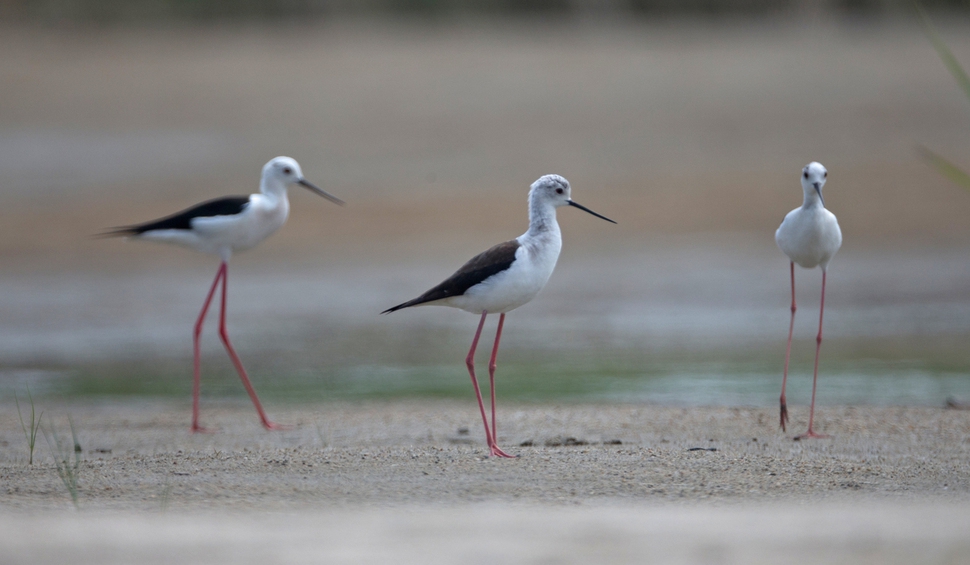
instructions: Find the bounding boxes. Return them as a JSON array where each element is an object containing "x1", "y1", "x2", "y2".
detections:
[{"x1": 2, "y1": 243, "x2": 968, "y2": 406}]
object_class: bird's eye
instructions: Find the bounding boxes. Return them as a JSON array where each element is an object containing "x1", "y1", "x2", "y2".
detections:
[
  {"x1": 803, "y1": 171, "x2": 809, "y2": 179},
  {"x1": 282, "y1": 167, "x2": 292, "y2": 175},
  {"x1": 555, "y1": 188, "x2": 564, "y2": 194},
  {"x1": 823, "y1": 171, "x2": 828, "y2": 178}
]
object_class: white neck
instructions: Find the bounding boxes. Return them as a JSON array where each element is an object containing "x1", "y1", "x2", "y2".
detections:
[
  {"x1": 802, "y1": 183, "x2": 823, "y2": 209},
  {"x1": 526, "y1": 191, "x2": 560, "y2": 239},
  {"x1": 260, "y1": 176, "x2": 289, "y2": 204}
]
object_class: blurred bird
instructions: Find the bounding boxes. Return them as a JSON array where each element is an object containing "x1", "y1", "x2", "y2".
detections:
[
  {"x1": 105, "y1": 156, "x2": 343, "y2": 432},
  {"x1": 775, "y1": 161, "x2": 842, "y2": 439},
  {"x1": 383, "y1": 174, "x2": 615, "y2": 457}
]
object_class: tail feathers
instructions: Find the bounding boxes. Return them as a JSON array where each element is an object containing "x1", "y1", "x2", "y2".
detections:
[
  {"x1": 381, "y1": 298, "x2": 425, "y2": 314},
  {"x1": 95, "y1": 226, "x2": 141, "y2": 238}
]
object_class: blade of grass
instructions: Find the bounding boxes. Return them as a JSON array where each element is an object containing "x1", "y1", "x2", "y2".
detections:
[
  {"x1": 914, "y1": 3, "x2": 970, "y2": 193},
  {"x1": 42, "y1": 418, "x2": 81, "y2": 509},
  {"x1": 14, "y1": 387, "x2": 43, "y2": 465},
  {"x1": 159, "y1": 481, "x2": 173, "y2": 512},
  {"x1": 916, "y1": 2, "x2": 970, "y2": 104},
  {"x1": 918, "y1": 145, "x2": 970, "y2": 192}
]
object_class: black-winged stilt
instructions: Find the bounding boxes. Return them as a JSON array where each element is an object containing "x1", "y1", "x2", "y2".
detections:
[
  {"x1": 775, "y1": 161, "x2": 842, "y2": 439},
  {"x1": 383, "y1": 174, "x2": 615, "y2": 457},
  {"x1": 106, "y1": 156, "x2": 343, "y2": 432}
]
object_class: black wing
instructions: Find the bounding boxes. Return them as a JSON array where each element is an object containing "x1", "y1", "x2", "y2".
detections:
[
  {"x1": 103, "y1": 196, "x2": 251, "y2": 236},
  {"x1": 382, "y1": 239, "x2": 520, "y2": 313}
]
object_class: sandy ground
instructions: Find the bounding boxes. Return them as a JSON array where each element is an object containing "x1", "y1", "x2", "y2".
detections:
[
  {"x1": 5, "y1": 400, "x2": 970, "y2": 509},
  {"x1": 3, "y1": 503, "x2": 970, "y2": 564},
  {"x1": 2, "y1": 400, "x2": 970, "y2": 563}
]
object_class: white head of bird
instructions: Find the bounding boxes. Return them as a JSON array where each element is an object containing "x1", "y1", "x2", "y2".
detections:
[
  {"x1": 262, "y1": 156, "x2": 344, "y2": 205},
  {"x1": 801, "y1": 161, "x2": 829, "y2": 207},
  {"x1": 528, "y1": 174, "x2": 615, "y2": 234}
]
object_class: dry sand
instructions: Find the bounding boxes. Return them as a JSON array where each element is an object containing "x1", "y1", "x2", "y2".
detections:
[
  {"x1": 2, "y1": 400, "x2": 970, "y2": 563},
  {"x1": 5, "y1": 400, "x2": 970, "y2": 509}
]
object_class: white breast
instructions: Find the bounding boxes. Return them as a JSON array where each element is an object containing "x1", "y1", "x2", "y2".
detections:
[
  {"x1": 450, "y1": 232, "x2": 562, "y2": 314},
  {"x1": 775, "y1": 206, "x2": 843, "y2": 269}
]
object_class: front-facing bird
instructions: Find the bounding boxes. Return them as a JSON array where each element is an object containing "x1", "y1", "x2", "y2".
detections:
[
  {"x1": 383, "y1": 174, "x2": 615, "y2": 457},
  {"x1": 106, "y1": 156, "x2": 343, "y2": 432},
  {"x1": 775, "y1": 161, "x2": 842, "y2": 439}
]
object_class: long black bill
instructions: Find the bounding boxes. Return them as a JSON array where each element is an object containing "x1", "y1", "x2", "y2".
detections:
[
  {"x1": 568, "y1": 200, "x2": 616, "y2": 224},
  {"x1": 299, "y1": 179, "x2": 345, "y2": 206},
  {"x1": 813, "y1": 183, "x2": 825, "y2": 207}
]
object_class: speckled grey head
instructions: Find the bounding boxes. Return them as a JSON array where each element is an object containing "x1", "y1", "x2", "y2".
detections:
[
  {"x1": 530, "y1": 174, "x2": 615, "y2": 223},
  {"x1": 530, "y1": 174, "x2": 572, "y2": 207}
]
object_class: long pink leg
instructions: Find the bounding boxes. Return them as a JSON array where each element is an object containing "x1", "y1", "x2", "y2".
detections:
[
  {"x1": 780, "y1": 261, "x2": 796, "y2": 432},
  {"x1": 466, "y1": 311, "x2": 501, "y2": 454},
  {"x1": 218, "y1": 263, "x2": 287, "y2": 431},
  {"x1": 190, "y1": 262, "x2": 226, "y2": 433},
  {"x1": 796, "y1": 269, "x2": 831, "y2": 440},
  {"x1": 487, "y1": 313, "x2": 515, "y2": 458}
]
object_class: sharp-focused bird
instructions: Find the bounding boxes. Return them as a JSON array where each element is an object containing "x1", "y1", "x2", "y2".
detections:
[
  {"x1": 383, "y1": 174, "x2": 615, "y2": 457},
  {"x1": 106, "y1": 156, "x2": 343, "y2": 432},
  {"x1": 775, "y1": 161, "x2": 842, "y2": 439}
]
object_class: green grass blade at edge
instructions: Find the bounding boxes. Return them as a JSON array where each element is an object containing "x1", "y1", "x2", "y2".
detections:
[
  {"x1": 42, "y1": 423, "x2": 81, "y2": 509},
  {"x1": 13, "y1": 388, "x2": 43, "y2": 465},
  {"x1": 917, "y1": 144, "x2": 970, "y2": 192},
  {"x1": 916, "y1": 2, "x2": 970, "y2": 104}
]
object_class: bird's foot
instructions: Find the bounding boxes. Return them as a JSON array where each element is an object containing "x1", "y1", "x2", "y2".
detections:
[
  {"x1": 780, "y1": 401, "x2": 789, "y2": 432},
  {"x1": 191, "y1": 424, "x2": 217, "y2": 434},
  {"x1": 794, "y1": 430, "x2": 831, "y2": 441},
  {"x1": 489, "y1": 444, "x2": 518, "y2": 458},
  {"x1": 262, "y1": 421, "x2": 292, "y2": 431}
]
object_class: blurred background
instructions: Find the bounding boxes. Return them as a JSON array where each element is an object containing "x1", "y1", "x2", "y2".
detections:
[{"x1": 1, "y1": 0, "x2": 970, "y2": 408}]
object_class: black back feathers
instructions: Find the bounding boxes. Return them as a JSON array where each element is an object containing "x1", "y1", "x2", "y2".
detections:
[
  {"x1": 382, "y1": 239, "x2": 520, "y2": 313},
  {"x1": 104, "y1": 196, "x2": 251, "y2": 236}
]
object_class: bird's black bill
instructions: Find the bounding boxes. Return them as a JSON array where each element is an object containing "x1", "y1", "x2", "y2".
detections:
[
  {"x1": 568, "y1": 200, "x2": 616, "y2": 224},
  {"x1": 814, "y1": 184, "x2": 825, "y2": 207},
  {"x1": 299, "y1": 179, "x2": 345, "y2": 206}
]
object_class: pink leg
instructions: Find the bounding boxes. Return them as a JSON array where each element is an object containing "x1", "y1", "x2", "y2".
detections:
[
  {"x1": 466, "y1": 311, "x2": 497, "y2": 451},
  {"x1": 796, "y1": 269, "x2": 831, "y2": 440},
  {"x1": 487, "y1": 313, "x2": 515, "y2": 458},
  {"x1": 190, "y1": 263, "x2": 225, "y2": 433},
  {"x1": 217, "y1": 263, "x2": 287, "y2": 431},
  {"x1": 780, "y1": 261, "x2": 796, "y2": 432}
]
